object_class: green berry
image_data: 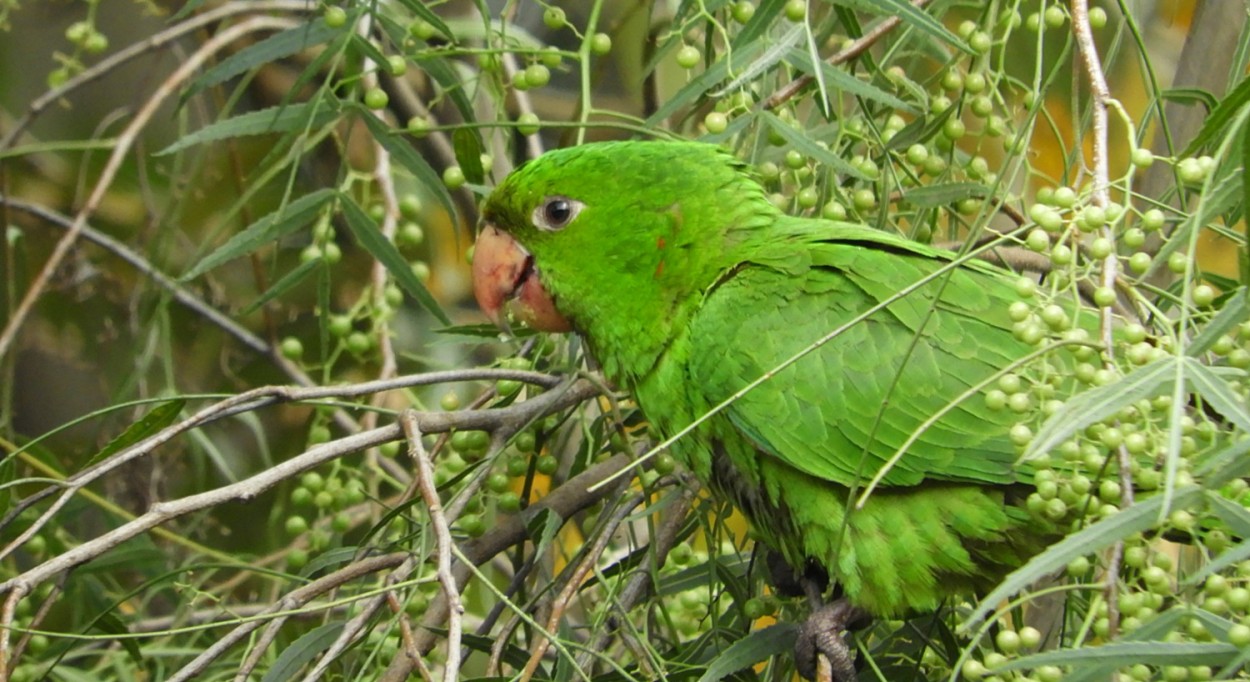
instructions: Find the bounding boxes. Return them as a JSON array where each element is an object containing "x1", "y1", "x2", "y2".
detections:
[
  {"x1": 363, "y1": 87, "x2": 389, "y2": 110},
  {"x1": 1088, "y1": 7, "x2": 1107, "y2": 28},
  {"x1": 525, "y1": 63, "x2": 551, "y2": 88},
  {"x1": 1044, "y1": 5, "x2": 1066, "y2": 28},
  {"x1": 279, "y1": 336, "x2": 304, "y2": 360},
  {"x1": 407, "y1": 116, "x2": 432, "y2": 137},
  {"x1": 704, "y1": 111, "x2": 729, "y2": 134},
  {"x1": 543, "y1": 7, "x2": 566, "y2": 29},
  {"x1": 509, "y1": 112, "x2": 539, "y2": 137},
  {"x1": 732, "y1": 1, "x2": 756, "y2": 24},
  {"x1": 589, "y1": 32, "x2": 612, "y2": 55},
  {"x1": 324, "y1": 6, "x2": 348, "y2": 28},
  {"x1": 784, "y1": 0, "x2": 806, "y2": 21},
  {"x1": 443, "y1": 166, "x2": 465, "y2": 189},
  {"x1": 676, "y1": 45, "x2": 701, "y2": 69}
]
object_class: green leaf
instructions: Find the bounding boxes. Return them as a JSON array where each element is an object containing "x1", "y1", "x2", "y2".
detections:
[
  {"x1": 696, "y1": 623, "x2": 797, "y2": 682},
  {"x1": 340, "y1": 195, "x2": 450, "y2": 324},
  {"x1": 786, "y1": 49, "x2": 915, "y2": 112},
  {"x1": 91, "y1": 610, "x2": 144, "y2": 667},
  {"x1": 358, "y1": 111, "x2": 458, "y2": 225},
  {"x1": 646, "y1": 39, "x2": 768, "y2": 126},
  {"x1": 156, "y1": 102, "x2": 340, "y2": 156},
  {"x1": 884, "y1": 105, "x2": 953, "y2": 151},
  {"x1": 837, "y1": 0, "x2": 971, "y2": 54},
  {"x1": 1181, "y1": 75, "x2": 1250, "y2": 156},
  {"x1": 759, "y1": 111, "x2": 865, "y2": 179},
  {"x1": 1187, "y1": 287, "x2": 1248, "y2": 356},
  {"x1": 963, "y1": 486, "x2": 1204, "y2": 629},
  {"x1": 452, "y1": 127, "x2": 485, "y2": 185},
  {"x1": 260, "y1": 623, "x2": 344, "y2": 682},
  {"x1": 712, "y1": 24, "x2": 804, "y2": 97},
  {"x1": 391, "y1": 0, "x2": 456, "y2": 42},
  {"x1": 999, "y1": 641, "x2": 1238, "y2": 672},
  {"x1": 1163, "y1": 87, "x2": 1219, "y2": 112},
  {"x1": 84, "y1": 399, "x2": 185, "y2": 468},
  {"x1": 348, "y1": 32, "x2": 390, "y2": 70},
  {"x1": 902, "y1": 182, "x2": 989, "y2": 208},
  {"x1": 1206, "y1": 491, "x2": 1250, "y2": 539},
  {"x1": 1185, "y1": 361, "x2": 1250, "y2": 433},
  {"x1": 185, "y1": 21, "x2": 342, "y2": 101},
  {"x1": 1022, "y1": 358, "x2": 1176, "y2": 461},
  {"x1": 240, "y1": 257, "x2": 322, "y2": 316},
  {"x1": 525, "y1": 507, "x2": 563, "y2": 554},
  {"x1": 730, "y1": 0, "x2": 785, "y2": 48},
  {"x1": 1242, "y1": 119, "x2": 1250, "y2": 282},
  {"x1": 181, "y1": 189, "x2": 337, "y2": 281}
]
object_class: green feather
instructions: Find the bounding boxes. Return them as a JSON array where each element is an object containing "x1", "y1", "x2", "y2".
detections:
[{"x1": 482, "y1": 140, "x2": 1056, "y2": 617}]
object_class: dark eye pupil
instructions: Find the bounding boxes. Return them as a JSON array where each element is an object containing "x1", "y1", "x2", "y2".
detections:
[{"x1": 545, "y1": 199, "x2": 571, "y2": 225}]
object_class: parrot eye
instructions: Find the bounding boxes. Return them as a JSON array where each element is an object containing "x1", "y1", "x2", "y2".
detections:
[{"x1": 533, "y1": 196, "x2": 583, "y2": 231}]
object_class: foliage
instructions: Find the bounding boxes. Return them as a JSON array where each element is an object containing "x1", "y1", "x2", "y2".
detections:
[{"x1": 0, "y1": 1, "x2": 1248, "y2": 681}]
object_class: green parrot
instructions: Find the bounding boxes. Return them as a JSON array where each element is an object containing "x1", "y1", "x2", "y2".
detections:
[{"x1": 473, "y1": 140, "x2": 1051, "y2": 679}]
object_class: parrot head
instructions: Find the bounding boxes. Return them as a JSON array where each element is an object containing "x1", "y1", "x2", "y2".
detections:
[{"x1": 472, "y1": 141, "x2": 776, "y2": 375}]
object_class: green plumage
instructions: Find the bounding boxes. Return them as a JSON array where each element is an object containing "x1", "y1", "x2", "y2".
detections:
[{"x1": 481, "y1": 141, "x2": 1052, "y2": 617}]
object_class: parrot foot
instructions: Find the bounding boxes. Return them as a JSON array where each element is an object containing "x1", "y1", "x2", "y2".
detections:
[{"x1": 795, "y1": 598, "x2": 869, "y2": 682}]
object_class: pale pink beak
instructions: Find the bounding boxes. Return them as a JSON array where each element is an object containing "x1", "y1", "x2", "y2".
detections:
[{"x1": 472, "y1": 225, "x2": 572, "y2": 332}]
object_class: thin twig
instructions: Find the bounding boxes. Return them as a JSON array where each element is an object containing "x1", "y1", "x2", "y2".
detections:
[
  {"x1": 380, "y1": 451, "x2": 634, "y2": 681},
  {"x1": 520, "y1": 490, "x2": 646, "y2": 680},
  {"x1": 0, "y1": 1, "x2": 315, "y2": 152},
  {"x1": 1071, "y1": 0, "x2": 1133, "y2": 646},
  {"x1": 0, "y1": 380, "x2": 595, "y2": 594},
  {"x1": 165, "y1": 553, "x2": 408, "y2": 682},
  {"x1": 761, "y1": 0, "x2": 933, "y2": 111},
  {"x1": 402, "y1": 411, "x2": 464, "y2": 682},
  {"x1": 0, "y1": 16, "x2": 297, "y2": 361}
]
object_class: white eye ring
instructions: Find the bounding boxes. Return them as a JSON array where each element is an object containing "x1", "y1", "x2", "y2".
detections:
[{"x1": 532, "y1": 196, "x2": 584, "y2": 231}]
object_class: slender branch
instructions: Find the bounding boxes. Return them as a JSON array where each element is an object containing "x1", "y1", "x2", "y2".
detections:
[
  {"x1": 521, "y1": 490, "x2": 645, "y2": 679},
  {"x1": 761, "y1": 0, "x2": 932, "y2": 111},
  {"x1": 1071, "y1": 0, "x2": 1133, "y2": 647},
  {"x1": 401, "y1": 412, "x2": 464, "y2": 682},
  {"x1": 0, "y1": 1, "x2": 315, "y2": 152},
  {"x1": 380, "y1": 451, "x2": 634, "y2": 681},
  {"x1": 164, "y1": 553, "x2": 408, "y2": 682},
  {"x1": 0, "y1": 16, "x2": 295, "y2": 361},
  {"x1": 0, "y1": 380, "x2": 596, "y2": 595}
]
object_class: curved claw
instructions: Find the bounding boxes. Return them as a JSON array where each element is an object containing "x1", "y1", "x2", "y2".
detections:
[{"x1": 795, "y1": 599, "x2": 869, "y2": 682}]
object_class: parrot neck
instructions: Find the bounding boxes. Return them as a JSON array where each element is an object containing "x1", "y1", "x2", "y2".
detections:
[{"x1": 574, "y1": 211, "x2": 781, "y2": 389}]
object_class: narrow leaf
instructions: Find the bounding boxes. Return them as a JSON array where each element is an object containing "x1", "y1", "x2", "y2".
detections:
[
  {"x1": 391, "y1": 0, "x2": 456, "y2": 42},
  {"x1": 156, "y1": 102, "x2": 340, "y2": 156},
  {"x1": 787, "y1": 49, "x2": 915, "y2": 112},
  {"x1": 1187, "y1": 287, "x2": 1248, "y2": 356},
  {"x1": 646, "y1": 40, "x2": 768, "y2": 126},
  {"x1": 358, "y1": 111, "x2": 458, "y2": 225},
  {"x1": 1207, "y1": 492, "x2": 1250, "y2": 539},
  {"x1": 525, "y1": 507, "x2": 563, "y2": 554},
  {"x1": 186, "y1": 21, "x2": 342, "y2": 100},
  {"x1": 1182, "y1": 75, "x2": 1250, "y2": 156},
  {"x1": 240, "y1": 257, "x2": 322, "y2": 315},
  {"x1": 903, "y1": 182, "x2": 989, "y2": 208},
  {"x1": 85, "y1": 399, "x2": 186, "y2": 467},
  {"x1": 963, "y1": 487, "x2": 1203, "y2": 629},
  {"x1": 1185, "y1": 361, "x2": 1250, "y2": 433},
  {"x1": 838, "y1": 0, "x2": 971, "y2": 54},
  {"x1": 1000, "y1": 641, "x2": 1238, "y2": 671},
  {"x1": 91, "y1": 610, "x2": 144, "y2": 666},
  {"x1": 452, "y1": 127, "x2": 485, "y2": 185},
  {"x1": 1022, "y1": 358, "x2": 1175, "y2": 461},
  {"x1": 260, "y1": 623, "x2": 344, "y2": 682},
  {"x1": 696, "y1": 623, "x2": 798, "y2": 682},
  {"x1": 760, "y1": 111, "x2": 865, "y2": 179},
  {"x1": 340, "y1": 196, "x2": 450, "y2": 324},
  {"x1": 181, "y1": 189, "x2": 337, "y2": 281}
]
